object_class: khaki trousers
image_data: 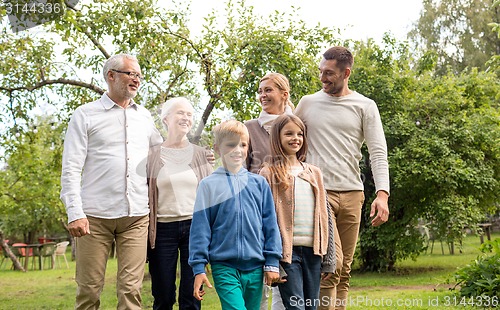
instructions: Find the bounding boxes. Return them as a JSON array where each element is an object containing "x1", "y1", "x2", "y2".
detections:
[
  {"x1": 319, "y1": 191, "x2": 364, "y2": 310},
  {"x1": 74, "y1": 215, "x2": 149, "y2": 310}
]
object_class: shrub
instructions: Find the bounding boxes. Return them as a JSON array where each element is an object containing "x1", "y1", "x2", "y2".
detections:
[{"x1": 452, "y1": 239, "x2": 500, "y2": 298}]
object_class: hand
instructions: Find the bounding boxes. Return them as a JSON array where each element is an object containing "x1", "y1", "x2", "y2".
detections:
[
  {"x1": 205, "y1": 148, "x2": 216, "y2": 166},
  {"x1": 68, "y1": 218, "x2": 91, "y2": 237},
  {"x1": 193, "y1": 273, "x2": 212, "y2": 301},
  {"x1": 321, "y1": 272, "x2": 333, "y2": 281},
  {"x1": 264, "y1": 271, "x2": 282, "y2": 286},
  {"x1": 370, "y1": 190, "x2": 389, "y2": 227}
]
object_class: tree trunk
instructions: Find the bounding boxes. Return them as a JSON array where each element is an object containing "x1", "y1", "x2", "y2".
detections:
[{"x1": 0, "y1": 231, "x2": 25, "y2": 272}]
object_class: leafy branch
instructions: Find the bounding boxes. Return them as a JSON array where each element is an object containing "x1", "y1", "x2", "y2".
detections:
[{"x1": 0, "y1": 77, "x2": 104, "y2": 94}]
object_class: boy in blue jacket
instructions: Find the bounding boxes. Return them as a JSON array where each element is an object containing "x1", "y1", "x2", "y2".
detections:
[{"x1": 189, "y1": 120, "x2": 282, "y2": 310}]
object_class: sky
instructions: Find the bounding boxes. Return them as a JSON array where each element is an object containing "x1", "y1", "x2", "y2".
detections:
[{"x1": 185, "y1": 0, "x2": 424, "y2": 42}]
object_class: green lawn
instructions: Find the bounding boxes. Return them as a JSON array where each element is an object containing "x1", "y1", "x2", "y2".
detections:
[{"x1": 0, "y1": 233, "x2": 498, "y2": 309}]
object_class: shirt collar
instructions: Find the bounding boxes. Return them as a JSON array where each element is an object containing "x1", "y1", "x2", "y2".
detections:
[
  {"x1": 257, "y1": 105, "x2": 293, "y2": 127},
  {"x1": 102, "y1": 92, "x2": 138, "y2": 110}
]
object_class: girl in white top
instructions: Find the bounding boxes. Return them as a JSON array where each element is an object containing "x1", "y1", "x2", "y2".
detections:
[{"x1": 259, "y1": 114, "x2": 335, "y2": 310}]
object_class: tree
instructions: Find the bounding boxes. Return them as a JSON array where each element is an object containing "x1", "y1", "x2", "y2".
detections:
[
  {"x1": 188, "y1": 1, "x2": 336, "y2": 139},
  {"x1": 350, "y1": 37, "x2": 500, "y2": 271},
  {"x1": 487, "y1": 0, "x2": 500, "y2": 72},
  {"x1": 0, "y1": 117, "x2": 66, "y2": 243},
  {"x1": 409, "y1": 0, "x2": 500, "y2": 75}
]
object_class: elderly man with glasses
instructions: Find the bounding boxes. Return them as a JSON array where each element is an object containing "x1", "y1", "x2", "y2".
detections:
[{"x1": 61, "y1": 54, "x2": 162, "y2": 310}]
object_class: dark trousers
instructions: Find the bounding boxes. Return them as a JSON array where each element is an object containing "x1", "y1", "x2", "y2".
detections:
[
  {"x1": 148, "y1": 220, "x2": 201, "y2": 310},
  {"x1": 279, "y1": 246, "x2": 322, "y2": 310}
]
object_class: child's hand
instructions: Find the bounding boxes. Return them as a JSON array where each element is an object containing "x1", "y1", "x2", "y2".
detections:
[
  {"x1": 193, "y1": 273, "x2": 213, "y2": 301},
  {"x1": 321, "y1": 272, "x2": 333, "y2": 281},
  {"x1": 264, "y1": 271, "x2": 283, "y2": 286},
  {"x1": 205, "y1": 148, "x2": 216, "y2": 166}
]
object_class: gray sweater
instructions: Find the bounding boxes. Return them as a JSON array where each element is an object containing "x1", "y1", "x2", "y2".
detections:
[{"x1": 244, "y1": 119, "x2": 272, "y2": 173}]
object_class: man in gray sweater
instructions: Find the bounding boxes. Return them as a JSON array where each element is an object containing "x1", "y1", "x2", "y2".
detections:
[{"x1": 295, "y1": 46, "x2": 390, "y2": 310}]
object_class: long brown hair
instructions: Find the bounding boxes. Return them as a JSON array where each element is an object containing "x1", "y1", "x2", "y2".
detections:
[{"x1": 267, "y1": 114, "x2": 307, "y2": 189}]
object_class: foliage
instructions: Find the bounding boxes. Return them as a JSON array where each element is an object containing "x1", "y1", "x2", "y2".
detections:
[
  {"x1": 347, "y1": 37, "x2": 429, "y2": 270},
  {"x1": 387, "y1": 67, "x2": 500, "y2": 245},
  {"x1": 0, "y1": 117, "x2": 67, "y2": 243},
  {"x1": 409, "y1": 0, "x2": 500, "y2": 75},
  {"x1": 167, "y1": 0, "x2": 338, "y2": 141},
  {"x1": 487, "y1": 0, "x2": 500, "y2": 72},
  {"x1": 0, "y1": 0, "x2": 337, "y2": 143},
  {"x1": 349, "y1": 37, "x2": 500, "y2": 271},
  {"x1": 453, "y1": 239, "x2": 500, "y2": 298}
]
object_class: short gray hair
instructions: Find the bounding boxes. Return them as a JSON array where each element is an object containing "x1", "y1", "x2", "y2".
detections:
[
  {"x1": 160, "y1": 97, "x2": 194, "y2": 130},
  {"x1": 102, "y1": 54, "x2": 138, "y2": 83}
]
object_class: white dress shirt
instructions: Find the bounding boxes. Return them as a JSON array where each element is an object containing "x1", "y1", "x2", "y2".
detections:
[{"x1": 60, "y1": 93, "x2": 163, "y2": 223}]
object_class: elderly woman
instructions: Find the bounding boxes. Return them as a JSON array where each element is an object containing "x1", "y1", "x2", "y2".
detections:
[
  {"x1": 244, "y1": 72, "x2": 294, "y2": 310},
  {"x1": 147, "y1": 97, "x2": 213, "y2": 310}
]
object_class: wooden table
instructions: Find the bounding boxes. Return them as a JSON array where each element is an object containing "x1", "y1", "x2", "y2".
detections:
[
  {"x1": 38, "y1": 236, "x2": 69, "y2": 244},
  {"x1": 12, "y1": 244, "x2": 43, "y2": 271}
]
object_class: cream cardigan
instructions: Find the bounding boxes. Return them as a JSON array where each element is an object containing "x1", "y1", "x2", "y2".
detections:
[{"x1": 260, "y1": 163, "x2": 335, "y2": 273}]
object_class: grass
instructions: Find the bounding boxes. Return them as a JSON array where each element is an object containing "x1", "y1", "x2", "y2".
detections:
[{"x1": 0, "y1": 233, "x2": 498, "y2": 309}]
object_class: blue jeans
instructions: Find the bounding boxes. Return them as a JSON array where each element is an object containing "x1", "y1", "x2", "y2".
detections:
[
  {"x1": 148, "y1": 220, "x2": 200, "y2": 310},
  {"x1": 279, "y1": 246, "x2": 322, "y2": 310}
]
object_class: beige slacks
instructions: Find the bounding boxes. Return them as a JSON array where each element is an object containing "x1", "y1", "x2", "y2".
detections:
[
  {"x1": 319, "y1": 191, "x2": 364, "y2": 310},
  {"x1": 75, "y1": 215, "x2": 149, "y2": 310}
]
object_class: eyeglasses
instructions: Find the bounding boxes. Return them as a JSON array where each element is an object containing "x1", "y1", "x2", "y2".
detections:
[{"x1": 110, "y1": 69, "x2": 144, "y2": 82}]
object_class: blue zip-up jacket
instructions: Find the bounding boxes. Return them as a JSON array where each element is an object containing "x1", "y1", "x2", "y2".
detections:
[{"x1": 189, "y1": 167, "x2": 282, "y2": 275}]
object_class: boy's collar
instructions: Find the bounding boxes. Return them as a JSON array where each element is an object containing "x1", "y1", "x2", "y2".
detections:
[{"x1": 217, "y1": 166, "x2": 246, "y2": 175}]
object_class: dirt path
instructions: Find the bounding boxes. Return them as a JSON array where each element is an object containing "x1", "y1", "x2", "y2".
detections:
[{"x1": 350, "y1": 284, "x2": 454, "y2": 291}]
